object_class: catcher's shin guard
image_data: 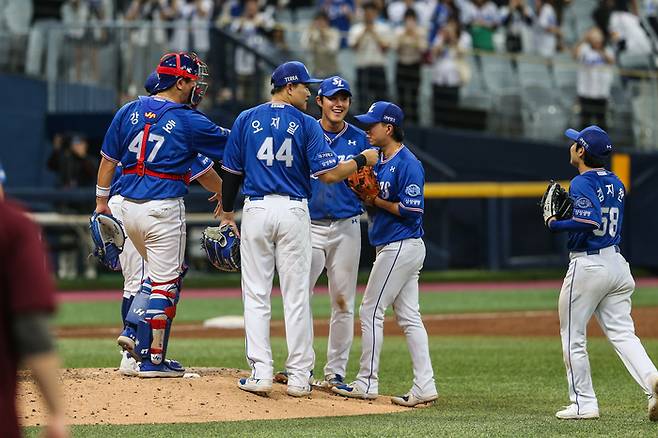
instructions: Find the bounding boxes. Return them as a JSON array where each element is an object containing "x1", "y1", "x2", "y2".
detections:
[
  {"x1": 143, "y1": 271, "x2": 185, "y2": 365},
  {"x1": 119, "y1": 281, "x2": 152, "y2": 360}
]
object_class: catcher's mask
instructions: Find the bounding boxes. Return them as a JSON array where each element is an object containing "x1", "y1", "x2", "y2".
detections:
[{"x1": 155, "y1": 52, "x2": 209, "y2": 107}]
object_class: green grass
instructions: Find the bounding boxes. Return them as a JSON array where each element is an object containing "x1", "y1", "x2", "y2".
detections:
[
  {"x1": 54, "y1": 286, "x2": 658, "y2": 327},
  {"x1": 57, "y1": 269, "x2": 577, "y2": 291},
  {"x1": 26, "y1": 336, "x2": 658, "y2": 437}
]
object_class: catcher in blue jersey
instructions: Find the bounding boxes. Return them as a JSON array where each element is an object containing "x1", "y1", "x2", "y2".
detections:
[
  {"x1": 541, "y1": 126, "x2": 658, "y2": 420},
  {"x1": 332, "y1": 101, "x2": 438, "y2": 407},
  {"x1": 218, "y1": 61, "x2": 378, "y2": 398},
  {"x1": 95, "y1": 52, "x2": 229, "y2": 378}
]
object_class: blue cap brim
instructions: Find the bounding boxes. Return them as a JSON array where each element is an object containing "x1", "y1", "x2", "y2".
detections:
[
  {"x1": 354, "y1": 114, "x2": 379, "y2": 124},
  {"x1": 321, "y1": 87, "x2": 352, "y2": 97},
  {"x1": 304, "y1": 78, "x2": 323, "y2": 84},
  {"x1": 565, "y1": 128, "x2": 580, "y2": 141}
]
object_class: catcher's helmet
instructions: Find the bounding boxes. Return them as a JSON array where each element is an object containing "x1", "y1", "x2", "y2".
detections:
[
  {"x1": 201, "y1": 224, "x2": 240, "y2": 272},
  {"x1": 151, "y1": 52, "x2": 209, "y2": 107}
]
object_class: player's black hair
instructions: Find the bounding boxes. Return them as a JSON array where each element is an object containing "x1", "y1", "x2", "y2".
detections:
[
  {"x1": 404, "y1": 8, "x2": 418, "y2": 20},
  {"x1": 314, "y1": 10, "x2": 329, "y2": 21},
  {"x1": 362, "y1": 1, "x2": 378, "y2": 11},
  {"x1": 391, "y1": 125, "x2": 405, "y2": 142},
  {"x1": 271, "y1": 85, "x2": 285, "y2": 95},
  {"x1": 576, "y1": 144, "x2": 608, "y2": 168}
]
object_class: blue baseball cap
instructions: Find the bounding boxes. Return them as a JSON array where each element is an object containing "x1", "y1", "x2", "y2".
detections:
[
  {"x1": 271, "y1": 61, "x2": 322, "y2": 87},
  {"x1": 144, "y1": 71, "x2": 159, "y2": 94},
  {"x1": 318, "y1": 76, "x2": 352, "y2": 97},
  {"x1": 355, "y1": 101, "x2": 404, "y2": 126},
  {"x1": 565, "y1": 125, "x2": 613, "y2": 157}
]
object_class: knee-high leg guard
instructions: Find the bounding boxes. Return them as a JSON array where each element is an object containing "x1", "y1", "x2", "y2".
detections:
[{"x1": 144, "y1": 274, "x2": 184, "y2": 365}]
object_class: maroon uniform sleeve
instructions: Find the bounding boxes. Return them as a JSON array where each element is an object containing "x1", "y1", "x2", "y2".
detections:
[{"x1": 2, "y1": 202, "x2": 56, "y2": 314}]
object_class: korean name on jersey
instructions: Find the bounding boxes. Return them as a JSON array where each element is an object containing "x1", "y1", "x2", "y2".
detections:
[
  {"x1": 222, "y1": 103, "x2": 339, "y2": 199},
  {"x1": 568, "y1": 169, "x2": 625, "y2": 252}
]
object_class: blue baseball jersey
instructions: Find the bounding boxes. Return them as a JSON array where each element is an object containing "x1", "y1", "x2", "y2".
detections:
[
  {"x1": 309, "y1": 122, "x2": 368, "y2": 220},
  {"x1": 109, "y1": 154, "x2": 214, "y2": 197},
  {"x1": 369, "y1": 146, "x2": 425, "y2": 246},
  {"x1": 568, "y1": 169, "x2": 625, "y2": 252},
  {"x1": 222, "y1": 102, "x2": 339, "y2": 199},
  {"x1": 101, "y1": 96, "x2": 228, "y2": 200}
]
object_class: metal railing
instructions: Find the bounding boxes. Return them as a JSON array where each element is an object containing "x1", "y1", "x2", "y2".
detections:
[{"x1": 3, "y1": 21, "x2": 658, "y2": 148}]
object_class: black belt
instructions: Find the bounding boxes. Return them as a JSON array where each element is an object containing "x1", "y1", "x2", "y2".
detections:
[
  {"x1": 586, "y1": 245, "x2": 620, "y2": 255},
  {"x1": 248, "y1": 195, "x2": 304, "y2": 202}
]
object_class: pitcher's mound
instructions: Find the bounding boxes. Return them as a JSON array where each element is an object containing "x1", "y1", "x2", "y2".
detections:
[{"x1": 18, "y1": 368, "x2": 410, "y2": 426}]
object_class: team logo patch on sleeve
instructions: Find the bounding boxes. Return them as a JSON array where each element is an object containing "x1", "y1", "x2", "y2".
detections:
[
  {"x1": 405, "y1": 184, "x2": 421, "y2": 197},
  {"x1": 575, "y1": 197, "x2": 593, "y2": 209}
]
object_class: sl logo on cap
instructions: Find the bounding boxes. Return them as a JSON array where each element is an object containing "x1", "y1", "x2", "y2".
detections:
[
  {"x1": 332, "y1": 77, "x2": 343, "y2": 87},
  {"x1": 368, "y1": 103, "x2": 377, "y2": 113},
  {"x1": 145, "y1": 112, "x2": 157, "y2": 119}
]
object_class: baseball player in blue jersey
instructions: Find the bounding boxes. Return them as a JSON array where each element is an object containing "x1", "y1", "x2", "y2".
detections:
[
  {"x1": 545, "y1": 126, "x2": 658, "y2": 420},
  {"x1": 113, "y1": 154, "x2": 222, "y2": 376},
  {"x1": 332, "y1": 101, "x2": 438, "y2": 407},
  {"x1": 219, "y1": 61, "x2": 378, "y2": 397},
  {"x1": 95, "y1": 52, "x2": 229, "y2": 378}
]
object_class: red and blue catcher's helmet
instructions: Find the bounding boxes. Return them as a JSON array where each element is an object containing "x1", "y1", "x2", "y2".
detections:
[{"x1": 152, "y1": 52, "x2": 209, "y2": 107}]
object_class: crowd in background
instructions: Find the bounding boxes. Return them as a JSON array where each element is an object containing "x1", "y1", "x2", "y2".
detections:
[{"x1": 0, "y1": 0, "x2": 656, "y2": 120}]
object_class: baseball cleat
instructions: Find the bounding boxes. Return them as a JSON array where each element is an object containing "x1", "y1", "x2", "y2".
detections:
[
  {"x1": 391, "y1": 392, "x2": 438, "y2": 407},
  {"x1": 331, "y1": 382, "x2": 377, "y2": 400},
  {"x1": 273, "y1": 371, "x2": 288, "y2": 385},
  {"x1": 117, "y1": 326, "x2": 140, "y2": 361},
  {"x1": 164, "y1": 358, "x2": 185, "y2": 373},
  {"x1": 238, "y1": 377, "x2": 273, "y2": 396},
  {"x1": 118, "y1": 351, "x2": 139, "y2": 377},
  {"x1": 287, "y1": 384, "x2": 312, "y2": 397},
  {"x1": 311, "y1": 373, "x2": 345, "y2": 388},
  {"x1": 138, "y1": 360, "x2": 185, "y2": 378},
  {"x1": 648, "y1": 374, "x2": 658, "y2": 421},
  {"x1": 555, "y1": 404, "x2": 599, "y2": 420}
]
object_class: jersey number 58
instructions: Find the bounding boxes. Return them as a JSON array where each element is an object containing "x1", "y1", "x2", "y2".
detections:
[
  {"x1": 593, "y1": 207, "x2": 619, "y2": 238},
  {"x1": 257, "y1": 137, "x2": 293, "y2": 167}
]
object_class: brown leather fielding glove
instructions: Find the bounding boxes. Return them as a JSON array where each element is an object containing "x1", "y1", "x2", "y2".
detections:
[{"x1": 347, "y1": 166, "x2": 380, "y2": 205}]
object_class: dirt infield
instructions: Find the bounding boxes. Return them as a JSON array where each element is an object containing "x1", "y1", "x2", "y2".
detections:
[
  {"x1": 56, "y1": 307, "x2": 658, "y2": 339},
  {"x1": 18, "y1": 368, "x2": 408, "y2": 427}
]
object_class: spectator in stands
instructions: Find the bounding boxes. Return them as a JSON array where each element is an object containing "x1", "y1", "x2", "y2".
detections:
[
  {"x1": 533, "y1": 0, "x2": 560, "y2": 58},
  {"x1": 319, "y1": 0, "x2": 355, "y2": 48},
  {"x1": 394, "y1": 9, "x2": 428, "y2": 123},
  {"x1": 348, "y1": 1, "x2": 391, "y2": 112},
  {"x1": 0, "y1": 0, "x2": 32, "y2": 73},
  {"x1": 428, "y1": 0, "x2": 461, "y2": 43},
  {"x1": 61, "y1": 0, "x2": 101, "y2": 82},
  {"x1": 301, "y1": 11, "x2": 341, "y2": 77},
  {"x1": 430, "y1": 17, "x2": 472, "y2": 126},
  {"x1": 168, "y1": 0, "x2": 214, "y2": 60},
  {"x1": 123, "y1": 0, "x2": 168, "y2": 97},
  {"x1": 464, "y1": 0, "x2": 500, "y2": 52},
  {"x1": 608, "y1": 8, "x2": 653, "y2": 57},
  {"x1": 500, "y1": 0, "x2": 533, "y2": 53},
  {"x1": 1, "y1": 198, "x2": 68, "y2": 438},
  {"x1": 269, "y1": 23, "x2": 292, "y2": 62},
  {"x1": 47, "y1": 133, "x2": 98, "y2": 191},
  {"x1": 387, "y1": 0, "x2": 432, "y2": 28},
  {"x1": 230, "y1": 0, "x2": 272, "y2": 105},
  {"x1": 574, "y1": 27, "x2": 614, "y2": 130}
]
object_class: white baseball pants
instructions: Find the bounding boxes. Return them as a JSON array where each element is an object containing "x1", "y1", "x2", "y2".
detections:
[
  {"x1": 355, "y1": 238, "x2": 437, "y2": 398},
  {"x1": 240, "y1": 195, "x2": 315, "y2": 388},
  {"x1": 119, "y1": 198, "x2": 186, "y2": 284},
  {"x1": 309, "y1": 216, "x2": 361, "y2": 378},
  {"x1": 559, "y1": 245, "x2": 658, "y2": 412},
  {"x1": 109, "y1": 195, "x2": 147, "y2": 297}
]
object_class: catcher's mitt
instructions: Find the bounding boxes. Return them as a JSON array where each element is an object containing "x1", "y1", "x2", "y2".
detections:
[
  {"x1": 540, "y1": 181, "x2": 573, "y2": 227},
  {"x1": 201, "y1": 224, "x2": 240, "y2": 272},
  {"x1": 346, "y1": 166, "x2": 379, "y2": 204},
  {"x1": 89, "y1": 212, "x2": 125, "y2": 271}
]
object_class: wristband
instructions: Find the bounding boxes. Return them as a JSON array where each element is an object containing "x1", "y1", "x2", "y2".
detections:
[
  {"x1": 96, "y1": 185, "x2": 110, "y2": 198},
  {"x1": 353, "y1": 154, "x2": 367, "y2": 170}
]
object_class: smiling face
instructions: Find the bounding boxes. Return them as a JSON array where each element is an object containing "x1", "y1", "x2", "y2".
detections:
[{"x1": 316, "y1": 91, "x2": 351, "y2": 125}]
